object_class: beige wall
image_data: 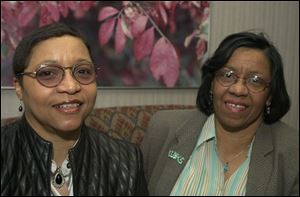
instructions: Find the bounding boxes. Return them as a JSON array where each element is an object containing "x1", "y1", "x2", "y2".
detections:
[{"x1": 1, "y1": 1, "x2": 299, "y2": 130}]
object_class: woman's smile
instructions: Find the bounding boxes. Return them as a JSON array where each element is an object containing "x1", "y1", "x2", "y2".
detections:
[{"x1": 52, "y1": 100, "x2": 83, "y2": 114}]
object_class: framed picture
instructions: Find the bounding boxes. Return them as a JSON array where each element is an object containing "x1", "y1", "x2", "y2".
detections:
[{"x1": 1, "y1": 1, "x2": 210, "y2": 88}]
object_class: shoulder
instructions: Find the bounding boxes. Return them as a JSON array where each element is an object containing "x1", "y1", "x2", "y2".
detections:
[
  {"x1": 147, "y1": 108, "x2": 206, "y2": 134},
  {"x1": 152, "y1": 108, "x2": 202, "y2": 119},
  {"x1": 83, "y1": 126, "x2": 141, "y2": 155},
  {"x1": 141, "y1": 108, "x2": 206, "y2": 154},
  {"x1": 268, "y1": 122, "x2": 299, "y2": 182},
  {"x1": 1, "y1": 119, "x2": 21, "y2": 141},
  {"x1": 258, "y1": 121, "x2": 299, "y2": 168},
  {"x1": 142, "y1": 109, "x2": 205, "y2": 142},
  {"x1": 77, "y1": 127, "x2": 146, "y2": 195},
  {"x1": 270, "y1": 122, "x2": 299, "y2": 157},
  {"x1": 268, "y1": 121, "x2": 298, "y2": 148},
  {"x1": 150, "y1": 109, "x2": 204, "y2": 127},
  {"x1": 84, "y1": 127, "x2": 144, "y2": 175},
  {"x1": 1, "y1": 119, "x2": 23, "y2": 173}
]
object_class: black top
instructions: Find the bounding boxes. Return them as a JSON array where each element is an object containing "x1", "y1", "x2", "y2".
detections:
[{"x1": 1, "y1": 116, "x2": 148, "y2": 196}]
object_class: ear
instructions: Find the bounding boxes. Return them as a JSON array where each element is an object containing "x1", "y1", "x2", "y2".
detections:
[{"x1": 14, "y1": 77, "x2": 23, "y2": 100}]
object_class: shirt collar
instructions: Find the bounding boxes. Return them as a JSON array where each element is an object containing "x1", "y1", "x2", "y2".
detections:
[
  {"x1": 195, "y1": 113, "x2": 216, "y2": 149},
  {"x1": 195, "y1": 113, "x2": 256, "y2": 157}
]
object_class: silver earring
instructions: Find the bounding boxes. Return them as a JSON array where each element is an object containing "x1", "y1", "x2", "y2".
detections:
[
  {"x1": 266, "y1": 105, "x2": 271, "y2": 115},
  {"x1": 209, "y1": 90, "x2": 214, "y2": 112},
  {"x1": 210, "y1": 90, "x2": 213, "y2": 102}
]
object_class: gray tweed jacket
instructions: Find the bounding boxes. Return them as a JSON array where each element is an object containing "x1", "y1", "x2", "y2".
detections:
[{"x1": 141, "y1": 109, "x2": 299, "y2": 196}]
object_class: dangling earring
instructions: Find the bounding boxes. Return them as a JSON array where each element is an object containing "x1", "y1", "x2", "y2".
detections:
[
  {"x1": 266, "y1": 104, "x2": 271, "y2": 115},
  {"x1": 209, "y1": 90, "x2": 214, "y2": 112},
  {"x1": 18, "y1": 102, "x2": 23, "y2": 112},
  {"x1": 210, "y1": 90, "x2": 213, "y2": 101}
]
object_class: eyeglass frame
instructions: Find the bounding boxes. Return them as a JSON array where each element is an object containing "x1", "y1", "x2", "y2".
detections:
[
  {"x1": 214, "y1": 68, "x2": 271, "y2": 93},
  {"x1": 16, "y1": 62, "x2": 98, "y2": 88}
]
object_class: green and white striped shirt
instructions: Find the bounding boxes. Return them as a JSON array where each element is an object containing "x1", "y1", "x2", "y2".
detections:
[{"x1": 170, "y1": 114, "x2": 253, "y2": 196}]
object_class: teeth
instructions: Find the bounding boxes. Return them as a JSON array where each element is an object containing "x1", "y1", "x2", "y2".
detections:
[
  {"x1": 228, "y1": 103, "x2": 245, "y2": 109},
  {"x1": 56, "y1": 103, "x2": 80, "y2": 109}
]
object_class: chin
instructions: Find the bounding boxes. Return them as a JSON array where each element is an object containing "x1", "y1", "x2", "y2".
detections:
[
  {"x1": 223, "y1": 123, "x2": 246, "y2": 132},
  {"x1": 56, "y1": 119, "x2": 83, "y2": 132},
  {"x1": 218, "y1": 117, "x2": 247, "y2": 132}
]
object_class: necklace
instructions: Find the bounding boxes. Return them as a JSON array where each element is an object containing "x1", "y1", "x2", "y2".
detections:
[
  {"x1": 216, "y1": 145, "x2": 249, "y2": 173},
  {"x1": 52, "y1": 167, "x2": 65, "y2": 188},
  {"x1": 51, "y1": 159, "x2": 71, "y2": 189}
]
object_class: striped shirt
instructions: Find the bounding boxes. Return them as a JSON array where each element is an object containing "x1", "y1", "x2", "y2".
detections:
[{"x1": 170, "y1": 114, "x2": 253, "y2": 196}]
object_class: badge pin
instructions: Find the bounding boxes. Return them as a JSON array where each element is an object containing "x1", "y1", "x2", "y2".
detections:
[{"x1": 168, "y1": 150, "x2": 184, "y2": 165}]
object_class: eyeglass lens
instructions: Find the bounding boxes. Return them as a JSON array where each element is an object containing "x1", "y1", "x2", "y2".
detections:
[
  {"x1": 216, "y1": 69, "x2": 268, "y2": 92},
  {"x1": 36, "y1": 64, "x2": 96, "y2": 87}
]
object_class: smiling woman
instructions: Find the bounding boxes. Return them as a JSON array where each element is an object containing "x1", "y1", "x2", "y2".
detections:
[
  {"x1": 141, "y1": 31, "x2": 299, "y2": 196},
  {"x1": 15, "y1": 35, "x2": 97, "y2": 133},
  {"x1": 1, "y1": 22, "x2": 148, "y2": 196}
]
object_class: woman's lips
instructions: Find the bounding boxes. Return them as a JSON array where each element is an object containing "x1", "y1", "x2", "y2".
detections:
[
  {"x1": 53, "y1": 101, "x2": 83, "y2": 113},
  {"x1": 225, "y1": 102, "x2": 247, "y2": 113}
]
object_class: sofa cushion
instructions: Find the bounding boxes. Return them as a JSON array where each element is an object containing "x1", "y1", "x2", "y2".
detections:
[{"x1": 1, "y1": 105, "x2": 196, "y2": 144}]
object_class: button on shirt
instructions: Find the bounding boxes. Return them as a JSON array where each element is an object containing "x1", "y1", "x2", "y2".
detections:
[{"x1": 170, "y1": 114, "x2": 254, "y2": 196}]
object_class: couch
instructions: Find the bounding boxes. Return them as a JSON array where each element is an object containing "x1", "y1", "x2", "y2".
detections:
[{"x1": 1, "y1": 105, "x2": 196, "y2": 145}]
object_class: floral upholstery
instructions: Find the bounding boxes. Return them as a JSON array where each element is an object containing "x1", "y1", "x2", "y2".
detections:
[{"x1": 1, "y1": 105, "x2": 196, "y2": 144}]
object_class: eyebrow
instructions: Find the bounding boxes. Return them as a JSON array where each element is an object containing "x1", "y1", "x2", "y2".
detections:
[
  {"x1": 31, "y1": 60, "x2": 58, "y2": 70},
  {"x1": 34, "y1": 59, "x2": 92, "y2": 68},
  {"x1": 222, "y1": 65, "x2": 236, "y2": 71},
  {"x1": 223, "y1": 65, "x2": 265, "y2": 77}
]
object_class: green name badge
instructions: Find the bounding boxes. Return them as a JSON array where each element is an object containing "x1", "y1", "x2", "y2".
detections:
[{"x1": 168, "y1": 150, "x2": 184, "y2": 165}]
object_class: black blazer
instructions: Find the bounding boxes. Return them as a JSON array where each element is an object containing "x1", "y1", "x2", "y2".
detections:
[{"x1": 1, "y1": 116, "x2": 148, "y2": 196}]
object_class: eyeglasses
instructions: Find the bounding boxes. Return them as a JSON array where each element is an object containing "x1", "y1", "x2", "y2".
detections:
[
  {"x1": 215, "y1": 69, "x2": 270, "y2": 93},
  {"x1": 16, "y1": 62, "x2": 97, "y2": 88}
]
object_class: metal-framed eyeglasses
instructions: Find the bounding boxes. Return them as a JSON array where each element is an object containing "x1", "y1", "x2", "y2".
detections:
[
  {"x1": 16, "y1": 62, "x2": 97, "y2": 88},
  {"x1": 215, "y1": 68, "x2": 270, "y2": 93}
]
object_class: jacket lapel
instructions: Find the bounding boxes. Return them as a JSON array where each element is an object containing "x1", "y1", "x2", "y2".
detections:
[
  {"x1": 153, "y1": 112, "x2": 207, "y2": 195},
  {"x1": 150, "y1": 114, "x2": 275, "y2": 196},
  {"x1": 246, "y1": 124, "x2": 274, "y2": 195}
]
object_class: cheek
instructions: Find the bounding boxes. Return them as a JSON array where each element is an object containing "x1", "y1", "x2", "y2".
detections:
[
  {"x1": 212, "y1": 83, "x2": 227, "y2": 102},
  {"x1": 22, "y1": 80, "x2": 52, "y2": 108},
  {"x1": 252, "y1": 95, "x2": 269, "y2": 112},
  {"x1": 24, "y1": 91, "x2": 52, "y2": 111},
  {"x1": 84, "y1": 84, "x2": 97, "y2": 106}
]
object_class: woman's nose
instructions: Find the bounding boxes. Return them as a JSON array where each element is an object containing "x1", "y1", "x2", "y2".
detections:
[
  {"x1": 56, "y1": 70, "x2": 81, "y2": 94},
  {"x1": 228, "y1": 78, "x2": 249, "y2": 96}
]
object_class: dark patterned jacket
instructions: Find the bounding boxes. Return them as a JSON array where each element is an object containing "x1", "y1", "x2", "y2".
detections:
[{"x1": 1, "y1": 116, "x2": 148, "y2": 196}]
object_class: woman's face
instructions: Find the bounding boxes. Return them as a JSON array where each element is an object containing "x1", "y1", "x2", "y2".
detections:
[
  {"x1": 212, "y1": 47, "x2": 272, "y2": 132},
  {"x1": 15, "y1": 35, "x2": 97, "y2": 136}
]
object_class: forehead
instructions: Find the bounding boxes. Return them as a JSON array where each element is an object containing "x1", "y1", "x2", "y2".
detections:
[
  {"x1": 225, "y1": 47, "x2": 271, "y2": 76},
  {"x1": 27, "y1": 35, "x2": 90, "y2": 68}
]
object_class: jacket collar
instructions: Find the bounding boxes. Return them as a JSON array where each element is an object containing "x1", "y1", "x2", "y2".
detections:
[
  {"x1": 155, "y1": 112, "x2": 275, "y2": 196},
  {"x1": 155, "y1": 110, "x2": 208, "y2": 195},
  {"x1": 246, "y1": 123, "x2": 274, "y2": 195},
  {"x1": 19, "y1": 115, "x2": 53, "y2": 195}
]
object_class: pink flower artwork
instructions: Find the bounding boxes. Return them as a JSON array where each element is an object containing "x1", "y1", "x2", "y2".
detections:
[{"x1": 1, "y1": 1, "x2": 210, "y2": 88}]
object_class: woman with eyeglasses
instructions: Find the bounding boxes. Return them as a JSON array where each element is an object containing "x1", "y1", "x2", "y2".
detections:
[
  {"x1": 141, "y1": 32, "x2": 299, "y2": 196},
  {"x1": 1, "y1": 23, "x2": 148, "y2": 196}
]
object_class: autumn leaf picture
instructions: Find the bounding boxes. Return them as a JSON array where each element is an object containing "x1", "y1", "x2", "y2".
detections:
[{"x1": 1, "y1": 1, "x2": 210, "y2": 87}]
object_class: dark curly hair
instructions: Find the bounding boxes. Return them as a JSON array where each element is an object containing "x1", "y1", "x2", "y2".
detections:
[{"x1": 196, "y1": 31, "x2": 290, "y2": 124}]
